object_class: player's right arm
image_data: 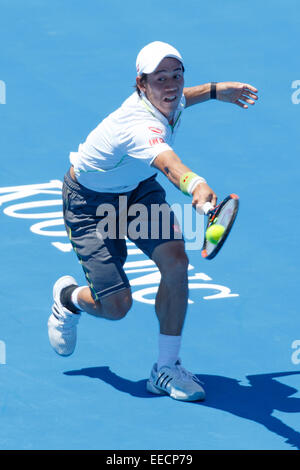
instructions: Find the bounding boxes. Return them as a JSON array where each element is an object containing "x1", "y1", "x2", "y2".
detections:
[{"x1": 152, "y1": 150, "x2": 217, "y2": 210}]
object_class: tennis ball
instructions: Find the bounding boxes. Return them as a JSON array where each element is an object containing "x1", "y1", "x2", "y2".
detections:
[{"x1": 206, "y1": 224, "x2": 225, "y2": 244}]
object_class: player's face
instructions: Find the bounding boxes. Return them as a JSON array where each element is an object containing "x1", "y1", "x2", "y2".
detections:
[{"x1": 138, "y1": 57, "x2": 184, "y2": 122}]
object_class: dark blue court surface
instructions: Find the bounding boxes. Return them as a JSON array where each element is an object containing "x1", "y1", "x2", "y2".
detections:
[{"x1": 0, "y1": 0, "x2": 299, "y2": 450}]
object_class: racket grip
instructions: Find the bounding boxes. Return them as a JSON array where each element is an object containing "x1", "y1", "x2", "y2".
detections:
[{"x1": 202, "y1": 202, "x2": 215, "y2": 215}]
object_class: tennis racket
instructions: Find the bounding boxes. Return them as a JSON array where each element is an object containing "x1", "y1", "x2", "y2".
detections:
[{"x1": 200, "y1": 194, "x2": 239, "y2": 260}]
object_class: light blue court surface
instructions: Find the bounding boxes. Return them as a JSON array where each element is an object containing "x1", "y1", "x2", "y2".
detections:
[{"x1": 0, "y1": 0, "x2": 300, "y2": 450}]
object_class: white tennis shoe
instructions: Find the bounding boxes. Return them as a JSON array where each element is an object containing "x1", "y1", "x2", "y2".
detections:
[
  {"x1": 147, "y1": 359, "x2": 205, "y2": 401},
  {"x1": 48, "y1": 276, "x2": 81, "y2": 356}
]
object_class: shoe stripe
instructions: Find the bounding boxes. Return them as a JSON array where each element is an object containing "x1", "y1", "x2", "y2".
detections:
[
  {"x1": 52, "y1": 305, "x2": 60, "y2": 320},
  {"x1": 159, "y1": 374, "x2": 170, "y2": 389},
  {"x1": 156, "y1": 372, "x2": 165, "y2": 386},
  {"x1": 164, "y1": 377, "x2": 173, "y2": 389}
]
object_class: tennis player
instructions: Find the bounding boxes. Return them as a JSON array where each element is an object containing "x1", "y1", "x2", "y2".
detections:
[{"x1": 48, "y1": 41, "x2": 258, "y2": 401}]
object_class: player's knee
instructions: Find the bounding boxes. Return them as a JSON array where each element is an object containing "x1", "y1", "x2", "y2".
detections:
[
  {"x1": 103, "y1": 290, "x2": 133, "y2": 320},
  {"x1": 174, "y1": 251, "x2": 189, "y2": 272},
  {"x1": 153, "y1": 241, "x2": 189, "y2": 274},
  {"x1": 160, "y1": 247, "x2": 189, "y2": 277}
]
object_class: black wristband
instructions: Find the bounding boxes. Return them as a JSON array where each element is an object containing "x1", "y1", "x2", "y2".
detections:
[{"x1": 210, "y1": 82, "x2": 217, "y2": 99}]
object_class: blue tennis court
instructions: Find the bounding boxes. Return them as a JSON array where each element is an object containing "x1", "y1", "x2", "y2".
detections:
[{"x1": 0, "y1": 0, "x2": 299, "y2": 450}]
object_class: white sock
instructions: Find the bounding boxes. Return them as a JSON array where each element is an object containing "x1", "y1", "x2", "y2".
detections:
[
  {"x1": 71, "y1": 286, "x2": 85, "y2": 311},
  {"x1": 157, "y1": 334, "x2": 182, "y2": 370}
]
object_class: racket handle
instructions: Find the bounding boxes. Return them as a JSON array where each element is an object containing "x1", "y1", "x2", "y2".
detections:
[{"x1": 202, "y1": 202, "x2": 215, "y2": 215}]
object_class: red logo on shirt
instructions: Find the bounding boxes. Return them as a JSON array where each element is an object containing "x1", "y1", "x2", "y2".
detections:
[
  {"x1": 149, "y1": 137, "x2": 165, "y2": 146},
  {"x1": 148, "y1": 127, "x2": 163, "y2": 134}
]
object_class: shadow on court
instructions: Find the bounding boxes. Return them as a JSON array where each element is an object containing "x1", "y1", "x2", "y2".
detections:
[{"x1": 64, "y1": 368, "x2": 300, "y2": 449}]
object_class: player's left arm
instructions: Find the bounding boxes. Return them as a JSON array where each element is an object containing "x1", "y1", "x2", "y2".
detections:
[{"x1": 184, "y1": 82, "x2": 258, "y2": 109}]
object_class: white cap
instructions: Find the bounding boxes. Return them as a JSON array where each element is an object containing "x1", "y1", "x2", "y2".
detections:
[{"x1": 136, "y1": 41, "x2": 183, "y2": 76}]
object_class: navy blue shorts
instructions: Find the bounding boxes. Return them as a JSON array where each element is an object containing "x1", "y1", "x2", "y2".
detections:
[{"x1": 62, "y1": 169, "x2": 184, "y2": 300}]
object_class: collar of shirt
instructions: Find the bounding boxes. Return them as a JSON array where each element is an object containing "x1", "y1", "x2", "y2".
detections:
[{"x1": 139, "y1": 91, "x2": 184, "y2": 131}]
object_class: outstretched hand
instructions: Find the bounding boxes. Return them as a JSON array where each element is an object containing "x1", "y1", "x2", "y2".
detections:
[{"x1": 216, "y1": 82, "x2": 258, "y2": 109}]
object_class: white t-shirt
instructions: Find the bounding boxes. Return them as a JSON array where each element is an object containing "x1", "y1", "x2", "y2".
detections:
[{"x1": 70, "y1": 91, "x2": 186, "y2": 193}]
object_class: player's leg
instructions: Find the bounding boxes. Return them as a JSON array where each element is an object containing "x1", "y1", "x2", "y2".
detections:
[
  {"x1": 128, "y1": 175, "x2": 205, "y2": 401},
  {"x1": 147, "y1": 241, "x2": 205, "y2": 401},
  {"x1": 70, "y1": 285, "x2": 132, "y2": 320},
  {"x1": 152, "y1": 240, "x2": 189, "y2": 336},
  {"x1": 48, "y1": 170, "x2": 132, "y2": 356},
  {"x1": 49, "y1": 279, "x2": 132, "y2": 357}
]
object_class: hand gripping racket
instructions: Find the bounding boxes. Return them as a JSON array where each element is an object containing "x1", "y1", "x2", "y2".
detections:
[{"x1": 201, "y1": 194, "x2": 239, "y2": 260}]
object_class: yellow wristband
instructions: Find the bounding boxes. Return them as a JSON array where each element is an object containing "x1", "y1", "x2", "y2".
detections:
[{"x1": 180, "y1": 172, "x2": 206, "y2": 196}]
